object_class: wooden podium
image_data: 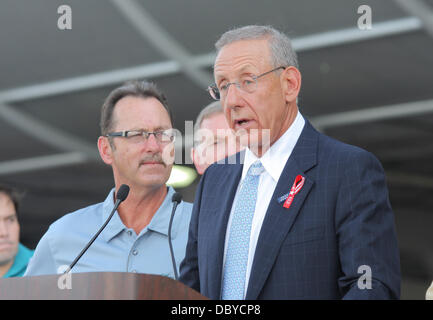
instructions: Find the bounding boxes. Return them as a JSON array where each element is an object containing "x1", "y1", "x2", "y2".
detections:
[{"x1": 0, "y1": 272, "x2": 207, "y2": 300}]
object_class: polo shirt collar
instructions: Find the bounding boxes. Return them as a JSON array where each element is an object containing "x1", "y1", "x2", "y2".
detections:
[
  {"x1": 101, "y1": 188, "x2": 124, "y2": 242},
  {"x1": 101, "y1": 186, "x2": 178, "y2": 242},
  {"x1": 146, "y1": 186, "x2": 177, "y2": 237}
]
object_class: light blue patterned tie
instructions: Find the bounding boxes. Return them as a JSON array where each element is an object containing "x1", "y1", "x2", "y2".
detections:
[{"x1": 222, "y1": 160, "x2": 264, "y2": 300}]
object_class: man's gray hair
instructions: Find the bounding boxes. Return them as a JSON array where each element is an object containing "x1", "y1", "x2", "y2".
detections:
[
  {"x1": 215, "y1": 25, "x2": 299, "y2": 70},
  {"x1": 193, "y1": 101, "x2": 223, "y2": 146}
]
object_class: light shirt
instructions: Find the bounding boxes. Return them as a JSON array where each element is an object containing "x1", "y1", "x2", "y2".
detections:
[
  {"x1": 3, "y1": 243, "x2": 34, "y2": 278},
  {"x1": 24, "y1": 186, "x2": 192, "y2": 278},
  {"x1": 223, "y1": 111, "x2": 305, "y2": 298}
]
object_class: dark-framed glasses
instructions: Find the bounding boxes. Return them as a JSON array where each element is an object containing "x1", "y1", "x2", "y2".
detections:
[
  {"x1": 207, "y1": 66, "x2": 286, "y2": 100},
  {"x1": 106, "y1": 129, "x2": 175, "y2": 143}
]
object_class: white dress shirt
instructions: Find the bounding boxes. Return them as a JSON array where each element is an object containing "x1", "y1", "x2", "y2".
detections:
[{"x1": 222, "y1": 111, "x2": 305, "y2": 298}]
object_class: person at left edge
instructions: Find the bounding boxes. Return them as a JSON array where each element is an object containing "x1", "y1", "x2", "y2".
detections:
[
  {"x1": 0, "y1": 184, "x2": 33, "y2": 278},
  {"x1": 25, "y1": 80, "x2": 192, "y2": 277}
]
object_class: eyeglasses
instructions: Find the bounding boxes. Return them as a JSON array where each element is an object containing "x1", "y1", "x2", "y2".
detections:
[
  {"x1": 106, "y1": 129, "x2": 175, "y2": 144},
  {"x1": 207, "y1": 66, "x2": 286, "y2": 100}
]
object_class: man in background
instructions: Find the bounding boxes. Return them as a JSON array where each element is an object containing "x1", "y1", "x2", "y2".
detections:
[
  {"x1": 25, "y1": 80, "x2": 192, "y2": 277},
  {"x1": 191, "y1": 101, "x2": 242, "y2": 174},
  {"x1": 0, "y1": 184, "x2": 33, "y2": 278}
]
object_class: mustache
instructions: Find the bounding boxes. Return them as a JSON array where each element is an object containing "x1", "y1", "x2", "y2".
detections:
[{"x1": 139, "y1": 154, "x2": 166, "y2": 166}]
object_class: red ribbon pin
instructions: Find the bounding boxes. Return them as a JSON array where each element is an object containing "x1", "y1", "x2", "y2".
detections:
[{"x1": 283, "y1": 175, "x2": 305, "y2": 209}]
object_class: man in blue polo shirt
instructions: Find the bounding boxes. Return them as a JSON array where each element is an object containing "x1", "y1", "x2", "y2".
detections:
[
  {"x1": 0, "y1": 184, "x2": 33, "y2": 278},
  {"x1": 25, "y1": 81, "x2": 192, "y2": 278}
]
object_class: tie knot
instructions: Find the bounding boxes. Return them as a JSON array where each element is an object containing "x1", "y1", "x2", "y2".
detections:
[{"x1": 247, "y1": 160, "x2": 264, "y2": 176}]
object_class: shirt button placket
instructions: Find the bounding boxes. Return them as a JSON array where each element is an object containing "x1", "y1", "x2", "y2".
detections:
[
  {"x1": 129, "y1": 247, "x2": 138, "y2": 273},
  {"x1": 127, "y1": 229, "x2": 137, "y2": 273}
]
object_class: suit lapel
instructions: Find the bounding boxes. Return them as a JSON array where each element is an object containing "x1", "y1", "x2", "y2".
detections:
[{"x1": 246, "y1": 121, "x2": 319, "y2": 299}]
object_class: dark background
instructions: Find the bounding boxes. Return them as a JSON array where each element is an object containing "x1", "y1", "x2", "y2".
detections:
[{"x1": 0, "y1": 0, "x2": 432, "y2": 299}]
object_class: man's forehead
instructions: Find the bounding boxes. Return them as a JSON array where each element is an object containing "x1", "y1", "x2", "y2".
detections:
[
  {"x1": 201, "y1": 113, "x2": 229, "y2": 130},
  {"x1": 113, "y1": 96, "x2": 172, "y2": 128},
  {"x1": 115, "y1": 96, "x2": 162, "y2": 113},
  {"x1": 199, "y1": 118, "x2": 234, "y2": 142},
  {"x1": 0, "y1": 193, "x2": 12, "y2": 204},
  {"x1": 0, "y1": 194, "x2": 16, "y2": 216}
]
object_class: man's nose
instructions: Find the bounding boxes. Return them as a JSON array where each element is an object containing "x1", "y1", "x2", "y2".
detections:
[
  {"x1": 0, "y1": 220, "x2": 8, "y2": 238},
  {"x1": 223, "y1": 83, "x2": 244, "y2": 110},
  {"x1": 143, "y1": 133, "x2": 161, "y2": 152}
]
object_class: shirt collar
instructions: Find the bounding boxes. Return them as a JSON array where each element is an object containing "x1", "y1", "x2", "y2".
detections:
[
  {"x1": 101, "y1": 188, "x2": 124, "y2": 242},
  {"x1": 146, "y1": 186, "x2": 178, "y2": 237},
  {"x1": 101, "y1": 186, "x2": 178, "y2": 242},
  {"x1": 3, "y1": 243, "x2": 33, "y2": 278},
  {"x1": 242, "y1": 111, "x2": 305, "y2": 182}
]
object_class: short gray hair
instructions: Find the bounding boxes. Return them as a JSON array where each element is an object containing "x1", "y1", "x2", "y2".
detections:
[
  {"x1": 100, "y1": 80, "x2": 172, "y2": 137},
  {"x1": 215, "y1": 25, "x2": 299, "y2": 70},
  {"x1": 193, "y1": 101, "x2": 223, "y2": 146}
]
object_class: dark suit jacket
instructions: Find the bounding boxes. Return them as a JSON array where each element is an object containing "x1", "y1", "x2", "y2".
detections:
[{"x1": 180, "y1": 121, "x2": 400, "y2": 299}]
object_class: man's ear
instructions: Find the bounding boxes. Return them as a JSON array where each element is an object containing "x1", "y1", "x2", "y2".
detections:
[
  {"x1": 281, "y1": 66, "x2": 302, "y2": 104},
  {"x1": 191, "y1": 147, "x2": 204, "y2": 175},
  {"x1": 98, "y1": 136, "x2": 114, "y2": 165}
]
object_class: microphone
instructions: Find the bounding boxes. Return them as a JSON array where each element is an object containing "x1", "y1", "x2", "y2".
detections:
[
  {"x1": 168, "y1": 192, "x2": 182, "y2": 280},
  {"x1": 65, "y1": 184, "x2": 130, "y2": 273}
]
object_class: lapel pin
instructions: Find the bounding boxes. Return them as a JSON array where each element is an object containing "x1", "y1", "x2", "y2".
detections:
[{"x1": 282, "y1": 174, "x2": 305, "y2": 209}]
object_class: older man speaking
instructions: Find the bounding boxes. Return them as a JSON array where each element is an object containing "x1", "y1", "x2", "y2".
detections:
[{"x1": 180, "y1": 25, "x2": 400, "y2": 300}]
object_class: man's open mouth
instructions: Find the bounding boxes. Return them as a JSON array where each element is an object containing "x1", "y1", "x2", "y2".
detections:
[{"x1": 234, "y1": 118, "x2": 254, "y2": 129}]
